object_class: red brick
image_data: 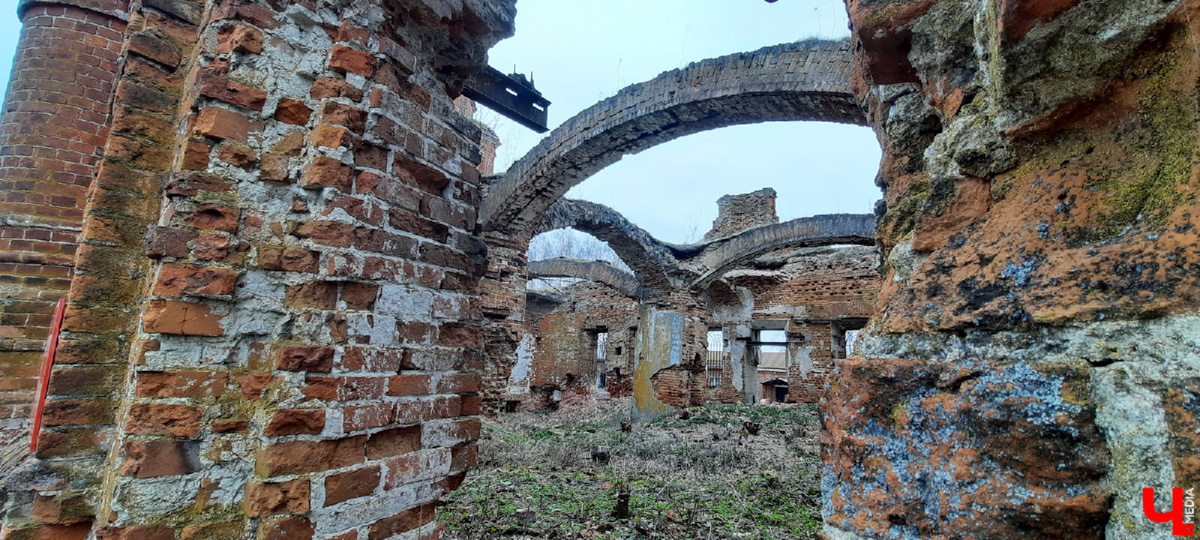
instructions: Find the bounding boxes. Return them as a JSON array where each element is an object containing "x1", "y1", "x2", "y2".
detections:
[
  {"x1": 256, "y1": 153, "x2": 288, "y2": 184},
  {"x1": 258, "y1": 436, "x2": 366, "y2": 476},
  {"x1": 200, "y1": 71, "x2": 267, "y2": 110},
  {"x1": 311, "y1": 77, "x2": 364, "y2": 101},
  {"x1": 436, "y1": 372, "x2": 481, "y2": 394},
  {"x1": 154, "y1": 264, "x2": 238, "y2": 297},
  {"x1": 292, "y1": 220, "x2": 353, "y2": 247},
  {"x1": 388, "y1": 374, "x2": 432, "y2": 396},
  {"x1": 275, "y1": 98, "x2": 313, "y2": 126},
  {"x1": 341, "y1": 282, "x2": 379, "y2": 310},
  {"x1": 300, "y1": 156, "x2": 352, "y2": 191},
  {"x1": 238, "y1": 372, "x2": 273, "y2": 400},
  {"x1": 321, "y1": 102, "x2": 367, "y2": 133},
  {"x1": 141, "y1": 300, "x2": 225, "y2": 336},
  {"x1": 217, "y1": 24, "x2": 263, "y2": 54},
  {"x1": 245, "y1": 478, "x2": 311, "y2": 517},
  {"x1": 258, "y1": 517, "x2": 314, "y2": 540},
  {"x1": 366, "y1": 425, "x2": 421, "y2": 460},
  {"x1": 214, "y1": 419, "x2": 249, "y2": 433},
  {"x1": 144, "y1": 226, "x2": 198, "y2": 259},
  {"x1": 265, "y1": 409, "x2": 326, "y2": 436},
  {"x1": 194, "y1": 107, "x2": 262, "y2": 142},
  {"x1": 193, "y1": 233, "x2": 233, "y2": 261},
  {"x1": 275, "y1": 345, "x2": 335, "y2": 373},
  {"x1": 329, "y1": 45, "x2": 377, "y2": 77},
  {"x1": 451, "y1": 445, "x2": 478, "y2": 471},
  {"x1": 312, "y1": 125, "x2": 353, "y2": 149},
  {"x1": 165, "y1": 172, "x2": 232, "y2": 197},
  {"x1": 137, "y1": 370, "x2": 228, "y2": 398},
  {"x1": 323, "y1": 464, "x2": 381, "y2": 506},
  {"x1": 217, "y1": 143, "x2": 258, "y2": 170},
  {"x1": 126, "y1": 403, "x2": 204, "y2": 438},
  {"x1": 343, "y1": 402, "x2": 394, "y2": 431},
  {"x1": 182, "y1": 203, "x2": 241, "y2": 232},
  {"x1": 257, "y1": 245, "x2": 320, "y2": 273},
  {"x1": 367, "y1": 502, "x2": 438, "y2": 540},
  {"x1": 119, "y1": 439, "x2": 195, "y2": 478},
  {"x1": 284, "y1": 281, "x2": 338, "y2": 310}
]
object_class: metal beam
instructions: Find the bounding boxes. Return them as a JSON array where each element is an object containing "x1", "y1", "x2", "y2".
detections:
[{"x1": 463, "y1": 66, "x2": 550, "y2": 133}]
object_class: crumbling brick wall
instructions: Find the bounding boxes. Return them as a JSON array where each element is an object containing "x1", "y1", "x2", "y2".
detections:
[
  {"x1": 711, "y1": 246, "x2": 879, "y2": 404},
  {"x1": 703, "y1": 188, "x2": 778, "y2": 241},
  {"x1": 0, "y1": 1, "x2": 517, "y2": 538},
  {"x1": 510, "y1": 281, "x2": 638, "y2": 411}
]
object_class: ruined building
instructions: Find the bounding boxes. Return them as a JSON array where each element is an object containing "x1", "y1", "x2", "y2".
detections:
[
  {"x1": 506, "y1": 188, "x2": 881, "y2": 411},
  {"x1": 0, "y1": 0, "x2": 1197, "y2": 539}
]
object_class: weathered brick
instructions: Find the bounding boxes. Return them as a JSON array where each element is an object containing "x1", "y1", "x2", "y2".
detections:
[
  {"x1": 182, "y1": 203, "x2": 241, "y2": 232},
  {"x1": 323, "y1": 464, "x2": 380, "y2": 506},
  {"x1": 292, "y1": 220, "x2": 353, "y2": 247},
  {"x1": 275, "y1": 98, "x2": 313, "y2": 126},
  {"x1": 341, "y1": 282, "x2": 379, "y2": 310},
  {"x1": 275, "y1": 345, "x2": 335, "y2": 373},
  {"x1": 300, "y1": 156, "x2": 353, "y2": 191},
  {"x1": 245, "y1": 478, "x2": 311, "y2": 517},
  {"x1": 329, "y1": 45, "x2": 377, "y2": 77},
  {"x1": 137, "y1": 370, "x2": 228, "y2": 398},
  {"x1": 217, "y1": 24, "x2": 264, "y2": 54},
  {"x1": 258, "y1": 517, "x2": 314, "y2": 540},
  {"x1": 284, "y1": 281, "x2": 338, "y2": 310},
  {"x1": 311, "y1": 77, "x2": 364, "y2": 101},
  {"x1": 257, "y1": 245, "x2": 321, "y2": 273},
  {"x1": 119, "y1": 439, "x2": 196, "y2": 478},
  {"x1": 194, "y1": 107, "x2": 262, "y2": 142},
  {"x1": 126, "y1": 403, "x2": 204, "y2": 438},
  {"x1": 258, "y1": 436, "x2": 366, "y2": 476},
  {"x1": 154, "y1": 264, "x2": 238, "y2": 297},
  {"x1": 265, "y1": 409, "x2": 326, "y2": 436},
  {"x1": 141, "y1": 300, "x2": 225, "y2": 336},
  {"x1": 366, "y1": 425, "x2": 421, "y2": 460}
]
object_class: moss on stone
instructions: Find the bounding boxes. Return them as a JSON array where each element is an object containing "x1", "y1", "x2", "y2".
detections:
[{"x1": 1077, "y1": 39, "x2": 1200, "y2": 241}]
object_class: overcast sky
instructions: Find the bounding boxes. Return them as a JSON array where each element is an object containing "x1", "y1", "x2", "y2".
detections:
[{"x1": 0, "y1": 1, "x2": 881, "y2": 244}]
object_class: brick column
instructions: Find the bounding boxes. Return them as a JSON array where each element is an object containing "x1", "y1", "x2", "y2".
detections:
[{"x1": 0, "y1": 0, "x2": 128, "y2": 446}]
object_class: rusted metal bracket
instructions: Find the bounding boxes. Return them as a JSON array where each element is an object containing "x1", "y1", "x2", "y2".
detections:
[{"x1": 463, "y1": 66, "x2": 550, "y2": 133}]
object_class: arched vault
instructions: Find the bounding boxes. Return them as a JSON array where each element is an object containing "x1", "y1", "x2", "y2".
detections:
[{"x1": 482, "y1": 39, "x2": 864, "y2": 235}]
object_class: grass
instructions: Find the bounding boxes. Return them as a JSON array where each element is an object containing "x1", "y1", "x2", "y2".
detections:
[{"x1": 439, "y1": 399, "x2": 823, "y2": 539}]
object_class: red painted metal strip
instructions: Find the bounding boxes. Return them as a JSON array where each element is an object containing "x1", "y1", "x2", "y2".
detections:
[{"x1": 30, "y1": 297, "x2": 66, "y2": 452}]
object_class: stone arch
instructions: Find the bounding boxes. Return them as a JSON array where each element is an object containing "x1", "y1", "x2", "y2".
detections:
[
  {"x1": 533, "y1": 198, "x2": 680, "y2": 296},
  {"x1": 684, "y1": 214, "x2": 876, "y2": 290},
  {"x1": 481, "y1": 39, "x2": 865, "y2": 235},
  {"x1": 527, "y1": 258, "x2": 641, "y2": 298}
]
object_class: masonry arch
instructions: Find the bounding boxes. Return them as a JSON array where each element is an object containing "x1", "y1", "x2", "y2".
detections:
[
  {"x1": 481, "y1": 39, "x2": 866, "y2": 235},
  {"x1": 532, "y1": 198, "x2": 680, "y2": 296},
  {"x1": 684, "y1": 213, "x2": 877, "y2": 290},
  {"x1": 527, "y1": 258, "x2": 641, "y2": 298}
]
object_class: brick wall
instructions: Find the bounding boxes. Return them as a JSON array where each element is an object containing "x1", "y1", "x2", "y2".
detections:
[
  {"x1": 512, "y1": 281, "x2": 638, "y2": 410},
  {"x1": 703, "y1": 188, "x2": 778, "y2": 241},
  {"x1": 0, "y1": 1, "x2": 129, "y2": 448},
  {"x1": 0, "y1": 0, "x2": 517, "y2": 538}
]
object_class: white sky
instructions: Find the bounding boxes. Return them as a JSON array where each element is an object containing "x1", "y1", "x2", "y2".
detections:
[{"x1": 0, "y1": 1, "x2": 882, "y2": 245}]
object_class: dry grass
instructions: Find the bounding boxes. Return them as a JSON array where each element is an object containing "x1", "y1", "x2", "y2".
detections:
[{"x1": 439, "y1": 399, "x2": 823, "y2": 539}]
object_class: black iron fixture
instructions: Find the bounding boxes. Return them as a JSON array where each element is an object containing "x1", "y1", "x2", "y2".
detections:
[{"x1": 463, "y1": 66, "x2": 551, "y2": 133}]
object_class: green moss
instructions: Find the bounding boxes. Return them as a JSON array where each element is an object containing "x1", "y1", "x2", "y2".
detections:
[
  {"x1": 880, "y1": 181, "x2": 931, "y2": 238},
  {"x1": 1075, "y1": 42, "x2": 1200, "y2": 241}
]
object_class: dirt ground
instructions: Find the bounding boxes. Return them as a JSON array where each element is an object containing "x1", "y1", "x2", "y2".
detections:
[{"x1": 438, "y1": 398, "x2": 823, "y2": 539}]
